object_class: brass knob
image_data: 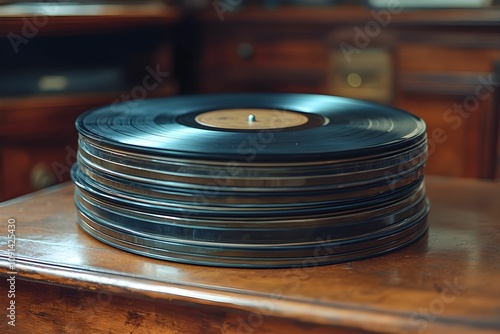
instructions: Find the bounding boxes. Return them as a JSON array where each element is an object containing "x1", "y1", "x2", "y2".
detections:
[
  {"x1": 236, "y1": 43, "x2": 254, "y2": 60},
  {"x1": 347, "y1": 73, "x2": 363, "y2": 88},
  {"x1": 30, "y1": 162, "x2": 57, "y2": 190}
]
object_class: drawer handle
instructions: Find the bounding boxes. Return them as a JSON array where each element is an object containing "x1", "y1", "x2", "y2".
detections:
[
  {"x1": 30, "y1": 162, "x2": 57, "y2": 190},
  {"x1": 237, "y1": 43, "x2": 254, "y2": 60},
  {"x1": 347, "y1": 73, "x2": 363, "y2": 88}
]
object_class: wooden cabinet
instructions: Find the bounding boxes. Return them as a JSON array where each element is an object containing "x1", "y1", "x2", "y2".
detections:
[
  {"x1": 0, "y1": 4, "x2": 180, "y2": 201},
  {"x1": 330, "y1": 28, "x2": 500, "y2": 179},
  {"x1": 195, "y1": 6, "x2": 500, "y2": 179},
  {"x1": 199, "y1": 25, "x2": 328, "y2": 93},
  {"x1": 1, "y1": 5, "x2": 499, "y2": 201},
  {"x1": 394, "y1": 35, "x2": 500, "y2": 178}
]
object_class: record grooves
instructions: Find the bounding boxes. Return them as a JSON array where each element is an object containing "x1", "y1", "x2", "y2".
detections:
[{"x1": 72, "y1": 93, "x2": 429, "y2": 268}]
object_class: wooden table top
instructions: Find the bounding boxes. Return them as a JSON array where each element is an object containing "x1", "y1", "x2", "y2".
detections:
[{"x1": 0, "y1": 176, "x2": 499, "y2": 334}]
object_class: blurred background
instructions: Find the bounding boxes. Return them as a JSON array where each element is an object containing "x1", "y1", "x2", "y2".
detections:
[{"x1": 0, "y1": 0, "x2": 499, "y2": 201}]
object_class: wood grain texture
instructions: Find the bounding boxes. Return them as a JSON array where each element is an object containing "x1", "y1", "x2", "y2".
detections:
[
  {"x1": 0, "y1": 176, "x2": 499, "y2": 333},
  {"x1": 7, "y1": 279, "x2": 371, "y2": 334}
]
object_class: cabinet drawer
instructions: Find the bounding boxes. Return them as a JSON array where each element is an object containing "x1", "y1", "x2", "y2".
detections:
[
  {"x1": 201, "y1": 27, "x2": 327, "y2": 72},
  {"x1": 397, "y1": 32, "x2": 500, "y2": 73},
  {"x1": 205, "y1": 39, "x2": 327, "y2": 71}
]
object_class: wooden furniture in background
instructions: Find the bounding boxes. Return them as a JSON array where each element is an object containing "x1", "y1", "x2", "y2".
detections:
[
  {"x1": 195, "y1": 6, "x2": 500, "y2": 179},
  {"x1": 0, "y1": 176, "x2": 499, "y2": 333},
  {"x1": 0, "y1": 3, "x2": 180, "y2": 201},
  {"x1": 1, "y1": 4, "x2": 499, "y2": 200}
]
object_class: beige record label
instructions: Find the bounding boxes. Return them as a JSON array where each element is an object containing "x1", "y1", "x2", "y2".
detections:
[{"x1": 195, "y1": 108, "x2": 309, "y2": 130}]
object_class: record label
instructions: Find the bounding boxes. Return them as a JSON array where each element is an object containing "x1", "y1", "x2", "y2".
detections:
[{"x1": 194, "y1": 108, "x2": 310, "y2": 130}]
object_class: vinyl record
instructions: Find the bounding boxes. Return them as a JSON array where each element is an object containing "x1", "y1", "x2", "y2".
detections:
[
  {"x1": 76, "y1": 93, "x2": 426, "y2": 162},
  {"x1": 72, "y1": 93, "x2": 430, "y2": 268}
]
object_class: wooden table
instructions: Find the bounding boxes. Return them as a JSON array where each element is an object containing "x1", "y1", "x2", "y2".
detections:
[{"x1": 0, "y1": 176, "x2": 499, "y2": 334}]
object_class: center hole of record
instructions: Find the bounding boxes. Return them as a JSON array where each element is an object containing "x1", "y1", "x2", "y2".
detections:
[{"x1": 194, "y1": 109, "x2": 310, "y2": 130}]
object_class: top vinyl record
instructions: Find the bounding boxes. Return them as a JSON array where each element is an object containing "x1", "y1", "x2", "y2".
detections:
[{"x1": 76, "y1": 93, "x2": 426, "y2": 162}]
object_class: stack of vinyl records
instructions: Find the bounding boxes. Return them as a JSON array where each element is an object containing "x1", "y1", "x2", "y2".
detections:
[{"x1": 72, "y1": 93, "x2": 429, "y2": 268}]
